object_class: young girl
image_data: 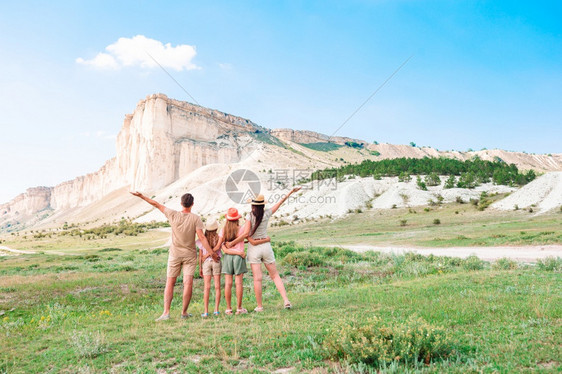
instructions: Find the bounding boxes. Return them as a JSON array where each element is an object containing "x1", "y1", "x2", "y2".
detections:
[
  {"x1": 197, "y1": 219, "x2": 222, "y2": 317},
  {"x1": 225, "y1": 187, "x2": 301, "y2": 312},
  {"x1": 215, "y1": 208, "x2": 247, "y2": 315}
]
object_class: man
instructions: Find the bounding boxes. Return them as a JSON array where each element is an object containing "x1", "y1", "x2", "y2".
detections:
[{"x1": 130, "y1": 191, "x2": 213, "y2": 321}]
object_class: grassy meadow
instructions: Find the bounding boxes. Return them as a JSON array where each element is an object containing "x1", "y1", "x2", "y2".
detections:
[
  {"x1": 0, "y1": 207, "x2": 561, "y2": 373},
  {"x1": 270, "y1": 198, "x2": 562, "y2": 248},
  {"x1": 0, "y1": 225, "x2": 561, "y2": 372}
]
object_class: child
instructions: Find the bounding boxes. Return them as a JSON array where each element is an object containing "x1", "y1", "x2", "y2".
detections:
[
  {"x1": 218, "y1": 208, "x2": 249, "y2": 315},
  {"x1": 197, "y1": 219, "x2": 222, "y2": 317}
]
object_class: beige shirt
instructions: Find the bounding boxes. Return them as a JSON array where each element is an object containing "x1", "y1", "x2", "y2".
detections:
[
  {"x1": 163, "y1": 207, "x2": 204, "y2": 260},
  {"x1": 246, "y1": 208, "x2": 273, "y2": 239}
]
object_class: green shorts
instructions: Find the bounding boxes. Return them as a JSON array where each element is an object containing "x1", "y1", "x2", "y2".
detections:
[{"x1": 221, "y1": 254, "x2": 247, "y2": 275}]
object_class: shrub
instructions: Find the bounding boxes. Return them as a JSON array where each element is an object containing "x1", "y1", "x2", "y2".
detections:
[
  {"x1": 345, "y1": 141, "x2": 364, "y2": 149},
  {"x1": 398, "y1": 172, "x2": 411, "y2": 183},
  {"x1": 391, "y1": 204, "x2": 397, "y2": 209},
  {"x1": 493, "y1": 258, "x2": 518, "y2": 270},
  {"x1": 457, "y1": 172, "x2": 478, "y2": 189},
  {"x1": 455, "y1": 196, "x2": 464, "y2": 204},
  {"x1": 70, "y1": 330, "x2": 107, "y2": 358},
  {"x1": 425, "y1": 172, "x2": 441, "y2": 186},
  {"x1": 416, "y1": 176, "x2": 427, "y2": 191},
  {"x1": 433, "y1": 219, "x2": 441, "y2": 225},
  {"x1": 462, "y1": 255, "x2": 485, "y2": 271},
  {"x1": 536, "y1": 257, "x2": 561, "y2": 272},
  {"x1": 324, "y1": 315, "x2": 456, "y2": 367},
  {"x1": 444, "y1": 175, "x2": 456, "y2": 189},
  {"x1": 84, "y1": 254, "x2": 101, "y2": 262},
  {"x1": 370, "y1": 150, "x2": 381, "y2": 156},
  {"x1": 272, "y1": 241, "x2": 299, "y2": 259},
  {"x1": 399, "y1": 220, "x2": 407, "y2": 227},
  {"x1": 283, "y1": 251, "x2": 326, "y2": 268}
]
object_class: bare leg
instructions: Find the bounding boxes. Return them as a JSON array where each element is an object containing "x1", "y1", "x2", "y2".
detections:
[
  {"x1": 181, "y1": 275, "x2": 194, "y2": 315},
  {"x1": 264, "y1": 262, "x2": 290, "y2": 305},
  {"x1": 225, "y1": 275, "x2": 233, "y2": 311},
  {"x1": 161, "y1": 277, "x2": 177, "y2": 317},
  {"x1": 203, "y1": 275, "x2": 212, "y2": 314},
  {"x1": 250, "y1": 263, "x2": 263, "y2": 308},
  {"x1": 213, "y1": 274, "x2": 222, "y2": 313},
  {"x1": 235, "y1": 274, "x2": 244, "y2": 310}
]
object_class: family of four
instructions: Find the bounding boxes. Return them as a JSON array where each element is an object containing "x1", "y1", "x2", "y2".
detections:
[{"x1": 130, "y1": 186, "x2": 301, "y2": 320}]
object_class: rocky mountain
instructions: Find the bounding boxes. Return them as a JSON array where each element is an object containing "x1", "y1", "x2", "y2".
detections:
[{"x1": 2, "y1": 93, "x2": 561, "y2": 232}]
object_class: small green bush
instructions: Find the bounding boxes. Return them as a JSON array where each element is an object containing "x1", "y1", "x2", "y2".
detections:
[
  {"x1": 99, "y1": 247, "x2": 122, "y2": 252},
  {"x1": 398, "y1": 172, "x2": 411, "y2": 183},
  {"x1": 462, "y1": 255, "x2": 485, "y2": 271},
  {"x1": 433, "y1": 219, "x2": 441, "y2": 225},
  {"x1": 70, "y1": 330, "x2": 107, "y2": 358},
  {"x1": 400, "y1": 220, "x2": 407, "y2": 227},
  {"x1": 324, "y1": 315, "x2": 456, "y2": 367},
  {"x1": 536, "y1": 257, "x2": 561, "y2": 272},
  {"x1": 284, "y1": 251, "x2": 326, "y2": 268},
  {"x1": 444, "y1": 175, "x2": 456, "y2": 189},
  {"x1": 493, "y1": 258, "x2": 518, "y2": 270},
  {"x1": 425, "y1": 172, "x2": 441, "y2": 186},
  {"x1": 416, "y1": 176, "x2": 427, "y2": 191}
]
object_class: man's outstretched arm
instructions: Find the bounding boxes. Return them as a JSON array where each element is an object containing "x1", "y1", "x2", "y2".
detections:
[{"x1": 130, "y1": 192, "x2": 165, "y2": 213}]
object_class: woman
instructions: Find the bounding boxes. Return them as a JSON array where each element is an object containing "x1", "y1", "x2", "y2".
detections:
[
  {"x1": 226, "y1": 186, "x2": 301, "y2": 311},
  {"x1": 218, "y1": 208, "x2": 271, "y2": 315}
]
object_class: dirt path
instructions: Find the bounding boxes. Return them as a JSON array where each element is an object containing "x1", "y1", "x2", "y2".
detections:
[
  {"x1": 0, "y1": 245, "x2": 37, "y2": 255},
  {"x1": 0, "y1": 236, "x2": 170, "y2": 256},
  {"x1": 343, "y1": 244, "x2": 562, "y2": 262}
]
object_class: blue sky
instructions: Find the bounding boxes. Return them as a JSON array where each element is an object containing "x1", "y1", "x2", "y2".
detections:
[{"x1": 1, "y1": 0, "x2": 561, "y2": 203}]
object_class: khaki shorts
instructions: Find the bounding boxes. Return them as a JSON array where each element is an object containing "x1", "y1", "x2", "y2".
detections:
[
  {"x1": 202, "y1": 260, "x2": 222, "y2": 276},
  {"x1": 247, "y1": 242, "x2": 276, "y2": 264},
  {"x1": 167, "y1": 256, "x2": 197, "y2": 278}
]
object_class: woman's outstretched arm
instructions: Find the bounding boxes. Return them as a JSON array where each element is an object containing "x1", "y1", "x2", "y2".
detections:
[{"x1": 271, "y1": 186, "x2": 302, "y2": 214}]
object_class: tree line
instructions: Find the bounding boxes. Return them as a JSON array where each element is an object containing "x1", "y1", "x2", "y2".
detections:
[{"x1": 308, "y1": 157, "x2": 536, "y2": 187}]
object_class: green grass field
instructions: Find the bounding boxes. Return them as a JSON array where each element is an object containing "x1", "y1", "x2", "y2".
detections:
[
  {"x1": 270, "y1": 201, "x2": 562, "y2": 248},
  {"x1": 1, "y1": 231, "x2": 561, "y2": 373}
]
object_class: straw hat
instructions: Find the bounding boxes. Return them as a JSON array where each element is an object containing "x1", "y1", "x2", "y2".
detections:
[
  {"x1": 205, "y1": 219, "x2": 218, "y2": 231},
  {"x1": 249, "y1": 194, "x2": 266, "y2": 205},
  {"x1": 226, "y1": 207, "x2": 241, "y2": 221}
]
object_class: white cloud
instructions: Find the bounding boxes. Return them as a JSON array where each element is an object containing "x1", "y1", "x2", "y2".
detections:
[
  {"x1": 76, "y1": 35, "x2": 199, "y2": 71},
  {"x1": 218, "y1": 62, "x2": 233, "y2": 70},
  {"x1": 76, "y1": 53, "x2": 119, "y2": 70}
]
